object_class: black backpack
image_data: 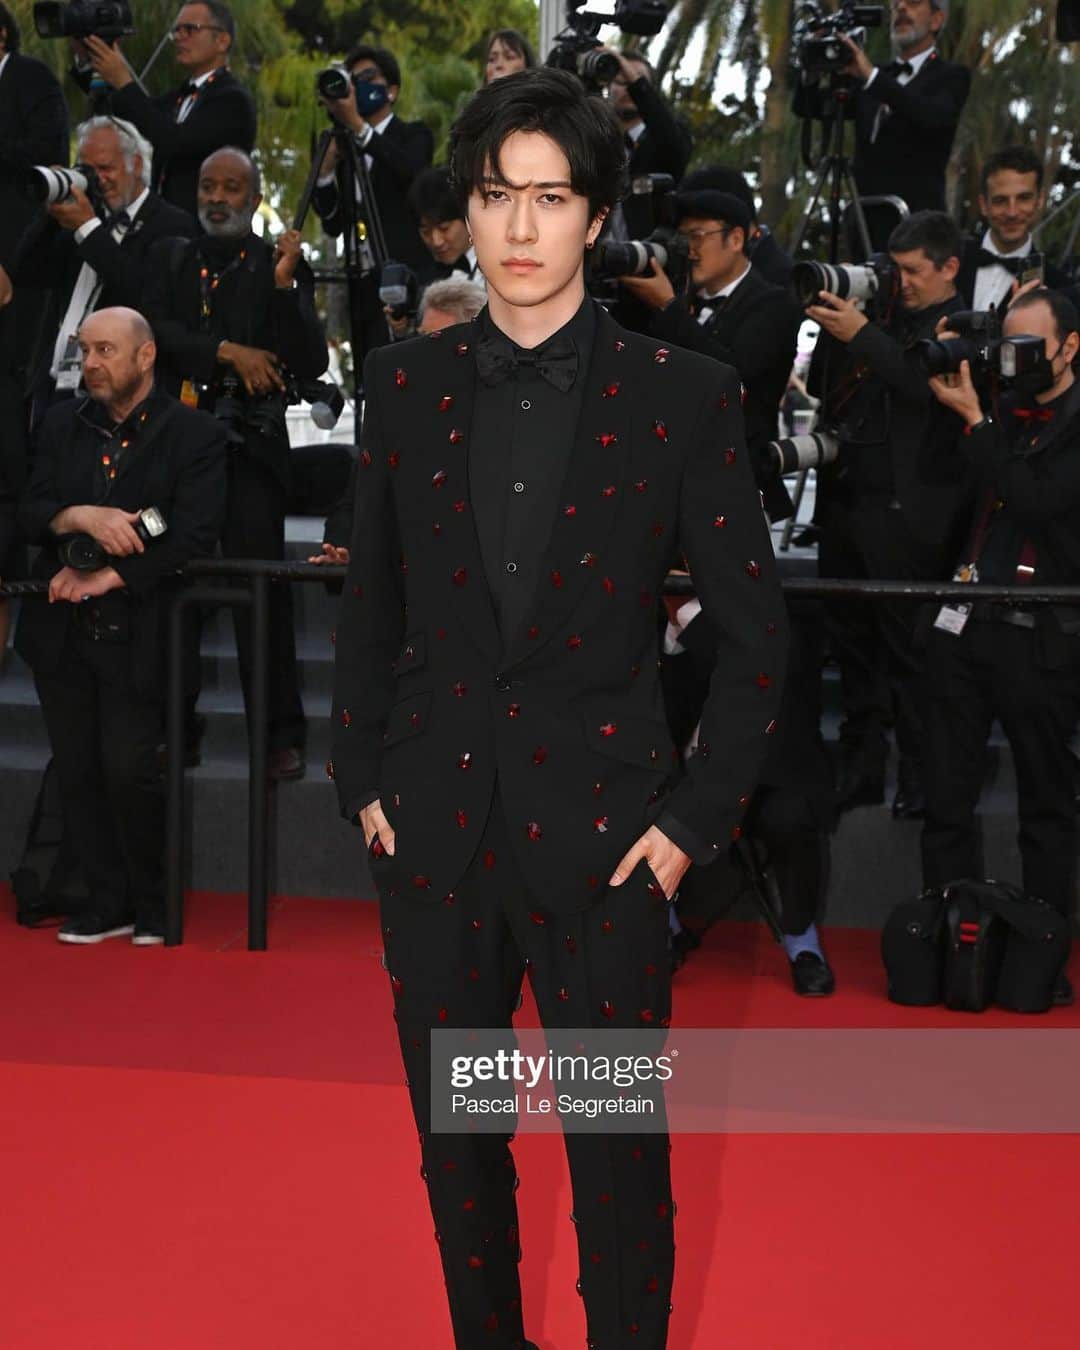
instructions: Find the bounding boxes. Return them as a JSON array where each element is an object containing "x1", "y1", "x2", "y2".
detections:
[
  {"x1": 11, "y1": 760, "x2": 89, "y2": 927},
  {"x1": 882, "y1": 879, "x2": 1070, "y2": 1014}
]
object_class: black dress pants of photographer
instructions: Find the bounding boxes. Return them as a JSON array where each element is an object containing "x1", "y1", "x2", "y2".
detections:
[
  {"x1": 818, "y1": 496, "x2": 937, "y2": 774},
  {"x1": 375, "y1": 799, "x2": 675, "y2": 1350},
  {"x1": 745, "y1": 787, "x2": 829, "y2": 936},
  {"x1": 921, "y1": 619, "x2": 1080, "y2": 919},
  {"x1": 218, "y1": 451, "x2": 305, "y2": 753},
  {"x1": 33, "y1": 629, "x2": 164, "y2": 923}
]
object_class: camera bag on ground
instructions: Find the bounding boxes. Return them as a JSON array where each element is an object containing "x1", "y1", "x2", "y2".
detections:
[
  {"x1": 881, "y1": 879, "x2": 1070, "y2": 1013},
  {"x1": 11, "y1": 759, "x2": 89, "y2": 927}
]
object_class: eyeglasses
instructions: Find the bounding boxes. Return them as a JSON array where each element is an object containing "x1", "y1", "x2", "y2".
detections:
[
  {"x1": 170, "y1": 22, "x2": 225, "y2": 38},
  {"x1": 678, "y1": 227, "x2": 730, "y2": 247}
]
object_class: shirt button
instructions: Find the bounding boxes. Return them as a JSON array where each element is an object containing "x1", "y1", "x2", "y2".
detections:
[
  {"x1": 514, "y1": 481, "x2": 526, "y2": 493},
  {"x1": 520, "y1": 399, "x2": 531, "y2": 410},
  {"x1": 506, "y1": 562, "x2": 517, "y2": 574}
]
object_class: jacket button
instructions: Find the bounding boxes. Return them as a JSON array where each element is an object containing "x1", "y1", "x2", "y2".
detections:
[{"x1": 494, "y1": 675, "x2": 511, "y2": 692}]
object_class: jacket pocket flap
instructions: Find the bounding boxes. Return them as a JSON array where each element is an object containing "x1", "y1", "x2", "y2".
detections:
[
  {"x1": 582, "y1": 714, "x2": 674, "y2": 770},
  {"x1": 382, "y1": 690, "x2": 432, "y2": 749}
]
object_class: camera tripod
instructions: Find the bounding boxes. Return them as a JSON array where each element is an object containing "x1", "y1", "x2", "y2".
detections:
[
  {"x1": 293, "y1": 120, "x2": 391, "y2": 411},
  {"x1": 791, "y1": 78, "x2": 873, "y2": 266}
]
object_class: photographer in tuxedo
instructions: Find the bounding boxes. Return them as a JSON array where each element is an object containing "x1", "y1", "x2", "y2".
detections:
[
  {"x1": 82, "y1": 1, "x2": 256, "y2": 220},
  {"x1": 11, "y1": 117, "x2": 195, "y2": 420},
  {"x1": 794, "y1": 0, "x2": 970, "y2": 249},
  {"x1": 330, "y1": 69, "x2": 786, "y2": 1350}
]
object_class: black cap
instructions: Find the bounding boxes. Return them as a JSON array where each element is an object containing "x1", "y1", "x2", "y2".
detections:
[
  {"x1": 674, "y1": 188, "x2": 752, "y2": 234},
  {"x1": 680, "y1": 166, "x2": 756, "y2": 219}
]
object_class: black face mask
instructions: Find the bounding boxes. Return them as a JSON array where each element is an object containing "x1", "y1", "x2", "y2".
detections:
[{"x1": 1011, "y1": 339, "x2": 1063, "y2": 402}]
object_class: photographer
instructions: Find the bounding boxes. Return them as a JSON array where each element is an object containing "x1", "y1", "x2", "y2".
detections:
[
  {"x1": 602, "y1": 48, "x2": 692, "y2": 238},
  {"x1": 11, "y1": 116, "x2": 195, "y2": 417},
  {"x1": 806, "y1": 210, "x2": 972, "y2": 816},
  {"x1": 14, "y1": 306, "x2": 226, "y2": 945},
  {"x1": 83, "y1": 1, "x2": 256, "y2": 220},
  {"x1": 144, "y1": 147, "x2": 329, "y2": 780},
  {"x1": 619, "y1": 176, "x2": 801, "y2": 522},
  {"x1": 957, "y1": 146, "x2": 1071, "y2": 310},
  {"x1": 313, "y1": 44, "x2": 434, "y2": 361},
  {"x1": 923, "y1": 287, "x2": 1080, "y2": 1002},
  {"x1": 410, "y1": 167, "x2": 482, "y2": 284},
  {"x1": 688, "y1": 165, "x2": 795, "y2": 288},
  {"x1": 793, "y1": 0, "x2": 970, "y2": 248}
]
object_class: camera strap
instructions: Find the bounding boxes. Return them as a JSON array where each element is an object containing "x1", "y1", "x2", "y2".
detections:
[
  {"x1": 935, "y1": 488, "x2": 1037, "y2": 636},
  {"x1": 197, "y1": 248, "x2": 248, "y2": 329}
]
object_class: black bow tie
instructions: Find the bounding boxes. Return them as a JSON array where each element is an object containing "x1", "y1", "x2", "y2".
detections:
[
  {"x1": 179, "y1": 80, "x2": 198, "y2": 97},
  {"x1": 475, "y1": 331, "x2": 578, "y2": 393},
  {"x1": 108, "y1": 208, "x2": 130, "y2": 232},
  {"x1": 976, "y1": 249, "x2": 1025, "y2": 275},
  {"x1": 888, "y1": 59, "x2": 914, "y2": 77}
]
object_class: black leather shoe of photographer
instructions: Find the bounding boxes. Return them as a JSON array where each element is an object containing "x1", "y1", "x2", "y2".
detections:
[
  {"x1": 790, "y1": 951, "x2": 836, "y2": 997},
  {"x1": 57, "y1": 911, "x2": 136, "y2": 944},
  {"x1": 892, "y1": 758, "x2": 926, "y2": 820}
]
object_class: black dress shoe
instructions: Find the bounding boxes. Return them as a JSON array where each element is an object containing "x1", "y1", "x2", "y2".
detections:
[
  {"x1": 790, "y1": 951, "x2": 836, "y2": 997},
  {"x1": 892, "y1": 759, "x2": 926, "y2": 819},
  {"x1": 268, "y1": 746, "x2": 306, "y2": 781},
  {"x1": 1054, "y1": 973, "x2": 1075, "y2": 1007}
]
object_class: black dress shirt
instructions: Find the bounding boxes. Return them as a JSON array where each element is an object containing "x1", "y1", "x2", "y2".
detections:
[{"x1": 470, "y1": 298, "x2": 596, "y2": 643}]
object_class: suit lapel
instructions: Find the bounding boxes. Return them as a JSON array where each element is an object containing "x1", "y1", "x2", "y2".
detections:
[
  {"x1": 421, "y1": 328, "x2": 502, "y2": 660},
  {"x1": 504, "y1": 305, "x2": 632, "y2": 668}
]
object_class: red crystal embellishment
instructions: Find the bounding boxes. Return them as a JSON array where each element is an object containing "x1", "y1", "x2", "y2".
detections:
[
  {"x1": 394, "y1": 368, "x2": 407, "y2": 388},
  {"x1": 458, "y1": 753, "x2": 472, "y2": 769},
  {"x1": 602, "y1": 381, "x2": 620, "y2": 398},
  {"x1": 602, "y1": 577, "x2": 616, "y2": 596},
  {"x1": 341, "y1": 709, "x2": 352, "y2": 728},
  {"x1": 596, "y1": 431, "x2": 618, "y2": 448},
  {"x1": 456, "y1": 342, "x2": 469, "y2": 356},
  {"x1": 654, "y1": 348, "x2": 670, "y2": 364},
  {"x1": 746, "y1": 560, "x2": 761, "y2": 579},
  {"x1": 600, "y1": 1001, "x2": 615, "y2": 1019},
  {"x1": 388, "y1": 450, "x2": 400, "y2": 469},
  {"x1": 432, "y1": 469, "x2": 447, "y2": 488},
  {"x1": 452, "y1": 567, "x2": 467, "y2": 586},
  {"x1": 452, "y1": 681, "x2": 467, "y2": 697},
  {"x1": 359, "y1": 449, "x2": 371, "y2": 467},
  {"x1": 564, "y1": 503, "x2": 577, "y2": 516},
  {"x1": 449, "y1": 428, "x2": 464, "y2": 444},
  {"x1": 724, "y1": 447, "x2": 736, "y2": 465},
  {"x1": 438, "y1": 394, "x2": 453, "y2": 412},
  {"x1": 532, "y1": 746, "x2": 547, "y2": 766},
  {"x1": 755, "y1": 672, "x2": 771, "y2": 690},
  {"x1": 614, "y1": 339, "x2": 626, "y2": 352},
  {"x1": 526, "y1": 823, "x2": 543, "y2": 842},
  {"x1": 713, "y1": 514, "x2": 727, "y2": 529},
  {"x1": 594, "y1": 816, "x2": 609, "y2": 833},
  {"x1": 550, "y1": 569, "x2": 563, "y2": 588},
  {"x1": 653, "y1": 420, "x2": 668, "y2": 441},
  {"x1": 599, "y1": 722, "x2": 617, "y2": 737},
  {"x1": 456, "y1": 809, "x2": 468, "y2": 828},
  {"x1": 601, "y1": 484, "x2": 616, "y2": 498},
  {"x1": 566, "y1": 634, "x2": 583, "y2": 650}
]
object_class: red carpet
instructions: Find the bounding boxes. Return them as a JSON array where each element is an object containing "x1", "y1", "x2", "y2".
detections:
[{"x1": 1, "y1": 886, "x2": 1077, "y2": 1349}]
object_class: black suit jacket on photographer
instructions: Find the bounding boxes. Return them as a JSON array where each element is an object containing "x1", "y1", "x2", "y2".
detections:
[
  {"x1": 143, "y1": 232, "x2": 329, "y2": 486},
  {"x1": 110, "y1": 69, "x2": 257, "y2": 220},
  {"x1": 955, "y1": 237, "x2": 1073, "y2": 310},
  {"x1": 794, "y1": 51, "x2": 970, "y2": 216},
  {"x1": 14, "y1": 387, "x2": 227, "y2": 695},
  {"x1": 622, "y1": 78, "x2": 693, "y2": 238},
  {"x1": 312, "y1": 115, "x2": 435, "y2": 275},
  {"x1": 646, "y1": 265, "x2": 801, "y2": 521},
  {"x1": 0, "y1": 51, "x2": 69, "y2": 271},
  {"x1": 11, "y1": 192, "x2": 196, "y2": 394},
  {"x1": 809, "y1": 294, "x2": 972, "y2": 568}
]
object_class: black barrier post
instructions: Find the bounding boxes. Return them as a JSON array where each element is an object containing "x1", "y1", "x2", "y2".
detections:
[
  {"x1": 165, "y1": 589, "x2": 189, "y2": 946},
  {"x1": 248, "y1": 575, "x2": 270, "y2": 951}
]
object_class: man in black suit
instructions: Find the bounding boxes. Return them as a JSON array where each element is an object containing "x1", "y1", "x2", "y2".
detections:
[
  {"x1": 313, "y1": 43, "x2": 434, "y2": 368},
  {"x1": 794, "y1": 0, "x2": 970, "y2": 249},
  {"x1": 409, "y1": 167, "x2": 483, "y2": 284},
  {"x1": 805, "y1": 210, "x2": 972, "y2": 817},
  {"x1": 83, "y1": 1, "x2": 256, "y2": 220},
  {"x1": 15, "y1": 306, "x2": 226, "y2": 944},
  {"x1": 618, "y1": 177, "x2": 801, "y2": 524},
  {"x1": 956, "y1": 145, "x2": 1072, "y2": 310},
  {"x1": 923, "y1": 287, "x2": 1080, "y2": 1004},
  {"x1": 330, "y1": 69, "x2": 786, "y2": 1350},
  {"x1": 11, "y1": 116, "x2": 196, "y2": 418},
  {"x1": 679, "y1": 165, "x2": 795, "y2": 289},
  {"x1": 144, "y1": 147, "x2": 329, "y2": 780}
]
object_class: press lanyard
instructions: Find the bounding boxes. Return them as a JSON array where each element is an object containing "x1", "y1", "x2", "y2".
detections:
[{"x1": 198, "y1": 249, "x2": 247, "y2": 327}]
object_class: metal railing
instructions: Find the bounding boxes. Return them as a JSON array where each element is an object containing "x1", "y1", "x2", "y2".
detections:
[{"x1": 5, "y1": 561, "x2": 1080, "y2": 950}]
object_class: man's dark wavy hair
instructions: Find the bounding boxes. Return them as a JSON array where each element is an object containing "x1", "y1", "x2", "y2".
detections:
[{"x1": 449, "y1": 68, "x2": 627, "y2": 220}]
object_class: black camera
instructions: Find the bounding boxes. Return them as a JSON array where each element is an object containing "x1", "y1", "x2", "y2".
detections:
[
  {"x1": 590, "y1": 226, "x2": 691, "y2": 293},
  {"x1": 316, "y1": 67, "x2": 352, "y2": 101},
  {"x1": 213, "y1": 373, "x2": 345, "y2": 445},
  {"x1": 378, "y1": 262, "x2": 419, "y2": 323},
  {"x1": 546, "y1": 0, "x2": 667, "y2": 93},
  {"x1": 792, "y1": 1, "x2": 884, "y2": 79},
  {"x1": 56, "y1": 507, "x2": 167, "y2": 572},
  {"x1": 792, "y1": 252, "x2": 900, "y2": 315},
  {"x1": 33, "y1": 0, "x2": 134, "y2": 41},
  {"x1": 913, "y1": 311, "x2": 1049, "y2": 385},
  {"x1": 766, "y1": 430, "x2": 840, "y2": 476}
]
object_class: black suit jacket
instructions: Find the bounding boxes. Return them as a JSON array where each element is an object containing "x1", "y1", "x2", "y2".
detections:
[
  {"x1": 110, "y1": 68, "x2": 257, "y2": 220},
  {"x1": 955, "y1": 236, "x2": 1073, "y2": 309},
  {"x1": 794, "y1": 53, "x2": 971, "y2": 215},
  {"x1": 11, "y1": 193, "x2": 197, "y2": 391},
  {"x1": 0, "y1": 52, "x2": 69, "y2": 270},
  {"x1": 330, "y1": 303, "x2": 789, "y2": 913},
  {"x1": 15, "y1": 389, "x2": 227, "y2": 694},
  {"x1": 646, "y1": 267, "x2": 801, "y2": 521},
  {"x1": 313, "y1": 115, "x2": 435, "y2": 274}
]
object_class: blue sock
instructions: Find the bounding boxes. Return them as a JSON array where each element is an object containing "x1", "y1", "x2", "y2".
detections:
[
  {"x1": 668, "y1": 906, "x2": 683, "y2": 936},
  {"x1": 782, "y1": 922, "x2": 824, "y2": 962}
]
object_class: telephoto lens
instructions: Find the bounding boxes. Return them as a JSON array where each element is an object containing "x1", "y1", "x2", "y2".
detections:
[
  {"x1": 791, "y1": 260, "x2": 882, "y2": 308},
  {"x1": 766, "y1": 431, "x2": 840, "y2": 476},
  {"x1": 578, "y1": 48, "x2": 621, "y2": 85},
  {"x1": 24, "y1": 165, "x2": 91, "y2": 205},
  {"x1": 316, "y1": 66, "x2": 351, "y2": 101},
  {"x1": 56, "y1": 532, "x2": 108, "y2": 572},
  {"x1": 912, "y1": 336, "x2": 979, "y2": 378}
]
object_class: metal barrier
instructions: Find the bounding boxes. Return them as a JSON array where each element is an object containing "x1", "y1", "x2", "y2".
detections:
[{"x1": 6, "y1": 561, "x2": 1080, "y2": 950}]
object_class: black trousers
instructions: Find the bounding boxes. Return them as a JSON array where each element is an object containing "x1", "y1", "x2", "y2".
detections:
[
  {"x1": 186, "y1": 450, "x2": 305, "y2": 751},
  {"x1": 745, "y1": 787, "x2": 830, "y2": 936},
  {"x1": 374, "y1": 800, "x2": 676, "y2": 1350},
  {"x1": 33, "y1": 628, "x2": 164, "y2": 920},
  {"x1": 922, "y1": 619, "x2": 1080, "y2": 917},
  {"x1": 818, "y1": 496, "x2": 938, "y2": 767}
]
